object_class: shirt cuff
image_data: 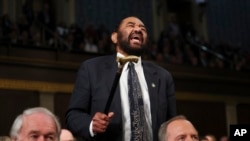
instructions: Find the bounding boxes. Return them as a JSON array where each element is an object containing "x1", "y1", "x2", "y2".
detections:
[{"x1": 89, "y1": 120, "x2": 96, "y2": 137}]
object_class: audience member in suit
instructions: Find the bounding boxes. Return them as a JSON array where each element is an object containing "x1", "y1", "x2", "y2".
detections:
[
  {"x1": 0, "y1": 136, "x2": 11, "y2": 141},
  {"x1": 9, "y1": 107, "x2": 61, "y2": 141},
  {"x1": 65, "y1": 16, "x2": 176, "y2": 141},
  {"x1": 219, "y1": 135, "x2": 228, "y2": 141},
  {"x1": 60, "y1": 129, "x2": 75, "y2": 141},
  {"x1": 158, "y1": 115, "x2": 199, "y2": 141},
  {"x1": 205, "y1": 134, "x2": 217, "y2": 141}
]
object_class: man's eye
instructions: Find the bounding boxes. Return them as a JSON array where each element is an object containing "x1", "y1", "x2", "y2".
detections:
[
  {"x1": 140, "y1": 27, "x2": 146, "y2": 31},
  {"x1": 45, "y1": 135, "x2": 56, "y2": 141},
  {"x1": 192, "y1": 136, "x2": 199, "y2": 141},
  {"x1": 29, "y1": 134, "x2": 39, "y2": 140},
  {"x1": 177, "y1": 136, "x2": 185, "y2": 141},
  {"x1": 127, "y1": 24, "x2": 134, "y2": 27}
]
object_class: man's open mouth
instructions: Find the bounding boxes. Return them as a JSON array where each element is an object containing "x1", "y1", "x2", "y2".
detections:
[{"x1": 130, "y1": 33, "x2": 143, "y2": 44}]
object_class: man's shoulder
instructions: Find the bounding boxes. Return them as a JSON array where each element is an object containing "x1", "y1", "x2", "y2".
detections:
[
  {"x1": 83, "y1": 54, "x2": 115, "y2": 64},
  {"x1": 143, "y1": 60, "x2": 171, "y2": 74},
  {"x1": 143, "y1": 60, "x2": 165, "y2": 70}
]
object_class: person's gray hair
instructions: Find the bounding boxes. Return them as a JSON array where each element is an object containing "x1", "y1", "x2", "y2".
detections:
[
  {"x1": 158, "y1": 115, "x2": 187, "y2": 141},
  {"x1": 10, "y1": 107, "x2": 61, "y2": 140}
]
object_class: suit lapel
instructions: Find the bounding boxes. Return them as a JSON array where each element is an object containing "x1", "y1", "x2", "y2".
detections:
[
  {"x1": 142, "y1": 61, "x2": 159, "y2": 131},
  {"x1": 103, "y1": 55, "x2": 122, "y2": 118},
  {"x1": 103, "y1": 55, "x2": 118, "y2": 92}
]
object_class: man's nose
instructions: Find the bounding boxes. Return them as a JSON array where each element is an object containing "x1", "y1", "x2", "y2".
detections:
[
  {"x1": 133, "y1": 25, "x2": 142, "y2": 32},
  {"x1": 37, "y1": 136, "x2": 46, "y2": 141}
]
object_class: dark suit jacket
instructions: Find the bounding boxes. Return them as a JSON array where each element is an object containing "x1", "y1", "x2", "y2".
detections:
[{"x1": 65, "y1": 54, "x2": 176, "y2": 141}]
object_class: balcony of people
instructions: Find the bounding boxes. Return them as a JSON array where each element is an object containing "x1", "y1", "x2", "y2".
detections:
[{"x1": 1, "y1": 10, "x2": 249, "y2": 73}]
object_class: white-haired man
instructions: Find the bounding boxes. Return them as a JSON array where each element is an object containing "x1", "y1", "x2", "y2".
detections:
[{"x1": 10, "y1": 107, "x2": 61, "y2": 141}]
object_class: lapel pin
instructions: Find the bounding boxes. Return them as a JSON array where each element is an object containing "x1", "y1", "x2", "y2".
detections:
[{"x1": 151, "y1": 83, "x2": 156, "y2": 88}]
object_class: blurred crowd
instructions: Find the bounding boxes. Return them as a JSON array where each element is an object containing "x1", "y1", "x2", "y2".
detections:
[{"x1": 1, "y1": 2, "x2": 250, "y2": 72}]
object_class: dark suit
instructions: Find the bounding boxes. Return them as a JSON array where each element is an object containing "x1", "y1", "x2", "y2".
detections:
[{"x1": 65, "y1": 54, "x2": 176, "y2": 141}]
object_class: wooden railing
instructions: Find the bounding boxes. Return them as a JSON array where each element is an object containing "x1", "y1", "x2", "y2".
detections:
[{"x1": 1, "y1": 44, "x2": 250, "y2": 96}]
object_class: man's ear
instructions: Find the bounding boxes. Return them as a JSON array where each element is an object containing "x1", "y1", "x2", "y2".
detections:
[{"x1": 111, "y1": 32, "x2": 118, "y2": 44}]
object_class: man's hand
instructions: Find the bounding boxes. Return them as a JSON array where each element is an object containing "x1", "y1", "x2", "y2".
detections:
[{"x1": 92, "y1": 112, "x2": 114, "y2": 133}]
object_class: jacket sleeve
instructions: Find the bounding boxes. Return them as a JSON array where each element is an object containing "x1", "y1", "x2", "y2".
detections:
[
  {"x1": 65, "y1": 62, "x2": 93, "y2": 140},
  {"x1": 166, "y1": 72, "x2": 177, "y2": 118}
]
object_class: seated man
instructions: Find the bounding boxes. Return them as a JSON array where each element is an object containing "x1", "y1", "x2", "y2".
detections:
[
  {"x1": 9, "y1": 107, "x2": 61, "y2": 141},
  {"x1": 0, "y1": 136, "x2": 11, "y2": 141},
  {"x1": 158, "y1": 115, "x2": 199, "y2": 141},
  {"x1": 60, "y1": 129, "x2": 75, "y2": 141},
  {"x1": 205, "y1": 134, "x2": 217, "y2": 141}
]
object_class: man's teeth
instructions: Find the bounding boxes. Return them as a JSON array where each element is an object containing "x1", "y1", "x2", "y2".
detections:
[{"x1": 133, "y1": 38, "x2": 139, "y2": 40}]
